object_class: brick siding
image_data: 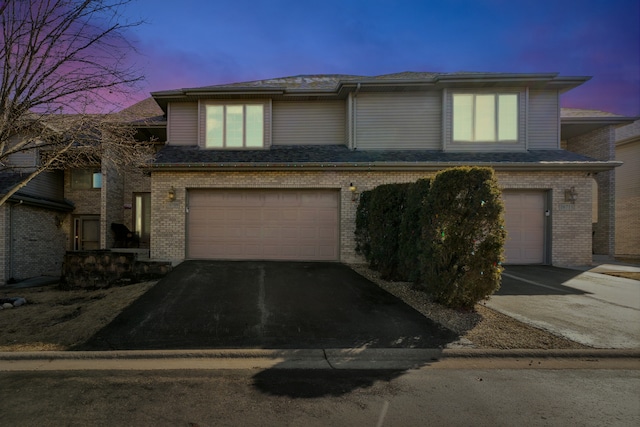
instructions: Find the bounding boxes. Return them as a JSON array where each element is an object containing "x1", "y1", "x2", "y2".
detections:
[
  {"x1": 0, "y1": 203, "x2": 67, "y2": 283},
  {"x1": 151, "y1": 169, "x2": 593, "y2": 267},
  {"x1": 566, "y1": 126, "x2": 616, "y2": 256}
]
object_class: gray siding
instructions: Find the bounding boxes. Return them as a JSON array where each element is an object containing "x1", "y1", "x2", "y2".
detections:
[
  {"x1": 272, "y1": 101, "x2": 346, "y2": 145},
  {"x1": 198, "y1": 100, "x2": 272, "y2": 148},
  {"x1": 20, "y1": 171, "x2": 64, "y2": 200},
  {"x1": 355, "y1": 92, "x2": 441, "y2": 150},
  {"x1": 5, "y1": 135, "x2": 36, "y2": 169},
  {"x1": 168, "y1": 102, "x2": 198, "y2": 146},
  {"x1": 528, "y1": 89, "x2": 560, "y2": 149}
]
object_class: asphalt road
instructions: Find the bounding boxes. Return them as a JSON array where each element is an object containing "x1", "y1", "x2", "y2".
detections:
[{"x1": 1, "y1": 364, "x2": 638, "y2": 426}]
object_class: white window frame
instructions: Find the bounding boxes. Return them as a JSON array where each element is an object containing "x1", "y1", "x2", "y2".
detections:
[
  {"x1": 452, "y1": 93, "x2": 519, "y2": 143},
  {"x1": 205, "y1": 104, "x2": 264, "y2": 149}
]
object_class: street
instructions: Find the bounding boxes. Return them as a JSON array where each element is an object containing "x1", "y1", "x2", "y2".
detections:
[{"x1": 1, "y1": 361, "x2": 638, "y2": 426}]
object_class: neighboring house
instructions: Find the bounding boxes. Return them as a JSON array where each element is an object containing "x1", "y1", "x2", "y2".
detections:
[
  {"x1": 0, "y1": 159, "x2": 72, "y2": 282},
  {"x1": 146, "y1": 72, "x2": 624, "y2": 267},
  {"x1": 614, "y1": 118, "x2": 640, "y2": 260},
  {"x1": 0, "y1": 101, "x2": 164, "y2": 284}
]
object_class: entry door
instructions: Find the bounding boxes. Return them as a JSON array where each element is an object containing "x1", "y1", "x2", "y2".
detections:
[{"x1": 74, "y1": 216, "x2": 100, "y2": 250}]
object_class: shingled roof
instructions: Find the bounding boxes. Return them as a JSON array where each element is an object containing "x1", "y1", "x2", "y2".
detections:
[{"x1": 153, "y1": 145, "x2": 619, "y2": 172}]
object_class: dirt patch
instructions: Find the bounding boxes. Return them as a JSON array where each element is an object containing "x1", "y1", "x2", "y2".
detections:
[
  {"x1": 601, "y1": 272, "x2": 640, "y2": 281},
  {"x1": 0, "y1": 281, "x2": 156, "y2": 351}
]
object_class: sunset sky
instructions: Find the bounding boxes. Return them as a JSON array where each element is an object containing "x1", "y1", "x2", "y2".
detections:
[{"x1": 122, "y1": 0, "x2": 639, "y2": 116}]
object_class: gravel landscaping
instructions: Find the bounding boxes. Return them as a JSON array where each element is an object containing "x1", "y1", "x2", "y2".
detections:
[{"x1": 349, "y1": 264, "x2": 590, "y2": 350}]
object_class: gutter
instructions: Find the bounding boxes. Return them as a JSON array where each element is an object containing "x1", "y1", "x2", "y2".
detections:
[{"x1": 150, "y1": 160, "x2": 622, "y2": 173}]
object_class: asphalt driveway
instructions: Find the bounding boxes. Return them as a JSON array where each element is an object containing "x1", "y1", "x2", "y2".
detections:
[{"x1": 80, "y1": 261, "x2": 457, "y2": 350}]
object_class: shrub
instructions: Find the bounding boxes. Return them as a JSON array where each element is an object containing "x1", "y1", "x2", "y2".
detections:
[
  {"x1": 367, "y1": 183, "x2": 410, "y2": 280},
  {"x1": 420, "y1": 167, "x2": 505, "y2": 310},
  {"x1": 355, "y1": 190, "x2": 372, "y2": 259},
  {"x1": 398, "y1": 178, "x2": 431, "y2": 282}
]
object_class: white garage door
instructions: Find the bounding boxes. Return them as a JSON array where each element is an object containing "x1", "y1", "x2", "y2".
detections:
[
  {"x1": 187, "y1": 189, "x2": 339, "y2": 261},
  {"x1": 503, "y1": 191, "x2": 546, "y2": 264}
]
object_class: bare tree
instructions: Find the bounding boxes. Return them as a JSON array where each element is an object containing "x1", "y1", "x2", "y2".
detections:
[{"x1": 0, "y1": 0, "x2": 154, "y2": 206}]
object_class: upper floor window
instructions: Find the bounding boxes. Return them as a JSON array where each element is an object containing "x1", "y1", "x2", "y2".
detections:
[
  {"x1": 453, "y1": 94, "x2": 518, "y2": 142},
  {"x1": 205, "y1": 104, "x2": 264, "y2": 148},
  {"x1": 71, "y1": 169, "x2": 102, "y2": 189}
]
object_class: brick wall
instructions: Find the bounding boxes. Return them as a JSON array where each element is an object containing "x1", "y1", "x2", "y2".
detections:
[
  {"x1": 0, "y1": 203, "x2": 67, "y2": 282},
  {"x1": 122, "y1": 169, "x2": 151, "y2": 232},
  {"x1": 102, "y1": 164, "x2": 125, "y2": 249},
  {"x1": 151, "y1": 169, "x2": 593, "y2": 267},
  {"x1": 566, "y1": 126, "x2": 616, "y2": 256}
]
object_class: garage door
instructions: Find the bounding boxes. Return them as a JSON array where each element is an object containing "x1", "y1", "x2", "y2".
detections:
[
  {"x1": 187, "y1": 189, "x2": 339, "y2": 261},
  {"x1": 503, "y1": 191, "x2": 546, "y2": 264}
]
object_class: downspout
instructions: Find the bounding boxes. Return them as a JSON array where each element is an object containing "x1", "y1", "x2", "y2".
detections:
[{"x1": 353, "y1": 83, "x2": 361, "y2": 150}]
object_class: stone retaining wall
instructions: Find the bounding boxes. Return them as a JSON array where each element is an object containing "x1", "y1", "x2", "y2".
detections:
[{"x1": 61, "y1": 250, "x2": 171, "y2": 289}]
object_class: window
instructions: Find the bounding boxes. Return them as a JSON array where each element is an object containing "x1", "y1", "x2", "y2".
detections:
[
  {"x1": 71, "y1": 169, "x2": 102, "y2": 189},
  {"x1": 453, "y1": 94, "x2": 518, "y2": 142},
  {"x1": 206, "y1": 104, "x2": 264, "y2": 148}
]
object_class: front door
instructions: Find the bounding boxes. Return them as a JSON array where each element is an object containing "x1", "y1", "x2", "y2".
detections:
[{"x1": 74, "y1": 216, "x2": 100, "y2": 250}]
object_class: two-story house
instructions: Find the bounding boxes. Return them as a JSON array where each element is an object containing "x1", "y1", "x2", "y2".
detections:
[{"x1": 147, "y1": 72, "x2": 622, "y2": 267}]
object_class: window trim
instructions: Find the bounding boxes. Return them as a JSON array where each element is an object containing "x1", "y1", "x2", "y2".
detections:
[
  {"x1": 70, "y1": 169, "x2": 102, "y2": 190},
  {"x1": 446, "y1": 89, "x2": 525, "y2": 152},
  {"x1": 204, "y1": 103, "x2": 265, "y2": 149},
  {"x1": 452, "y1": 93, "x2": 519, "y2": 143}
]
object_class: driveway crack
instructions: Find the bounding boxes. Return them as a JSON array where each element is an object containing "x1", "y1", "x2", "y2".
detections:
[{"x1": 322, "y1": 348, "x2": 336, "y2": 369}]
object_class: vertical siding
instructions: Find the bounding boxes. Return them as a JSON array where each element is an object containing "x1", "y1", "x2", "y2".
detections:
[
  {"x1": 198, "y1": 100, "x2": 272, "y2": 148},
  {"x1": 272, "y1": 101, "x2": 346, "y2": 145},
  {"x1": 355, "y1": 92, "x2": 441, "y2": 150},
  {"x1": 528, "y1": 89, "x2": 560, "y2": 149},
  {"x1": 168, "y1": 102, "x2": 198, "y2": 146}
]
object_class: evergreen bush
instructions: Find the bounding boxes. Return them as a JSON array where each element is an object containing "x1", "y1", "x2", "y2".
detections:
[
  {"x1": 367, "y1": 183, "x2": 410, "y2": 279},
  {"x1": 398, "y1": 178, "x2": 431, "y2": 282},
  {"x1": 420, "y1": 167, "x2": 505, "y2": 310}
]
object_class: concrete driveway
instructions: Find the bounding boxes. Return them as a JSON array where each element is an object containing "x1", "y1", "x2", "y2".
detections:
[
  {"x1": 487, "y1": 264, "x2": 640, "y2": 349},
  {"x1": 80, "y1": 261, "x2": 457, "y2": 351}
]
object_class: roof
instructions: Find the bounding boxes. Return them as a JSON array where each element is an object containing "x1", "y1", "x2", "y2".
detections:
[
  {"x1": 151, "y1": 71, "x2": 591, "y2": 111},
  {"x1": 115, "y1": 97, "x2": 165, "y2": 125},
  {"x1": 0, "y1": 172, "x2": 73, "y2": 211},
  {"x1": 560, "y1": 108, "x2": 638, "y2": 140},
  {"x1": 152, "y1": 145, "x2": 620, "y2": 172}
]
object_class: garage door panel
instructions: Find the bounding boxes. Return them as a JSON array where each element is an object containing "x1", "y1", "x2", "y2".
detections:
[
  {"x1": 188, "y1": 189, "x2": 339, "y2": 261},
  {"x1": 503, "y1": 191, "x2": 545, "y2": 264}
]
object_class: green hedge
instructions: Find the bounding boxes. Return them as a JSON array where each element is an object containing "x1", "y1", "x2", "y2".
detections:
[
  {"x1": 354, "y1": 167, "x2": 505, "y2": 310},
  {"x1": 366, "y1": 183, "x2": 410, "y2": 279},
  {"x1": 398, "y1": 178, "x2": 431, "y2": 282},
  {"x1": 421, "y1": 167, "x2": 505, "y2": 309}
]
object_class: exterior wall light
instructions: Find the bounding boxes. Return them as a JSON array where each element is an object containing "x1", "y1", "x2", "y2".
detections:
[
  {"x1": 349, "y1": 183, "x2": 358, "y2": 202},
  {"x1": 564, "y1": 186, "x2": 577, "y2": 203},
  {"x1": 168, "y1": 186, "x2": 176, "y2": 202}
]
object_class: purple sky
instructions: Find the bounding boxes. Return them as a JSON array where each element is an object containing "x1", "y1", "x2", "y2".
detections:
[{"x1": 122, "y1": 0, "x2": 639, "y2": 116}]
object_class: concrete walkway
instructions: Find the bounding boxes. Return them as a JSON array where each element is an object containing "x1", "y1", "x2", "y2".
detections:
[{"x1": 487, "y1": 262, "x2": 640, "y2": 349}]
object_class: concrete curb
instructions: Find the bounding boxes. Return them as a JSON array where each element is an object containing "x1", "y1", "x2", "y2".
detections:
[{"x1": 0, "y1": 348, "x2": 638, "y2": 372}]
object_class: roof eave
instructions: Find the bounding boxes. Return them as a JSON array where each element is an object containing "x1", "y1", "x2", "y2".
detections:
[{"x1": 149, "y1": 160, "x2": 622, "y2": 172}]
